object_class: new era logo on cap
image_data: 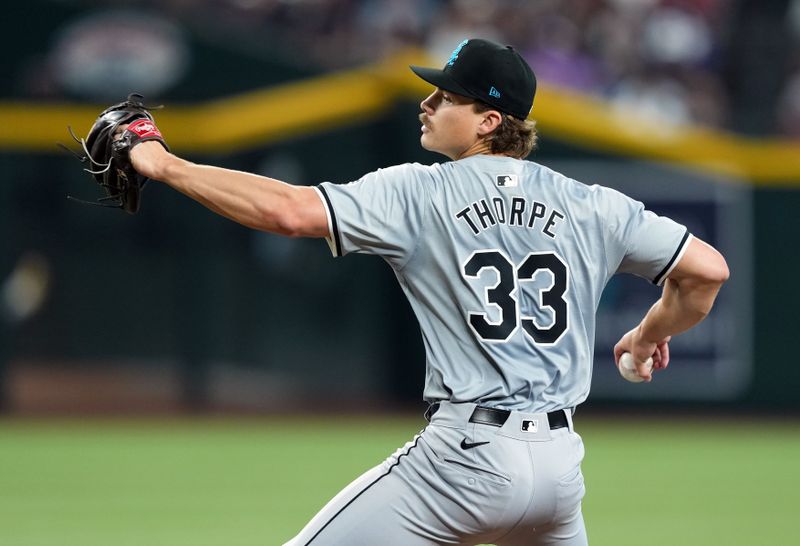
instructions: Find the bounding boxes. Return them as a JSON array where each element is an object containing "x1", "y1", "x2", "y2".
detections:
[
  {"x1": 496, "y1": 174, "x2": 518, "y2": 187},
  {"x1": 489, "y1": 86, "x2": 501, "y2": 98}
]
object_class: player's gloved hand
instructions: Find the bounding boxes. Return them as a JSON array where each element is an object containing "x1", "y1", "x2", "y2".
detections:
[
  {"x1": 613, "y1": 328, "x2": 671, "y2": 381},
  {"x1": 60, "y1": 93, "x2": 168, "y2": 214}
]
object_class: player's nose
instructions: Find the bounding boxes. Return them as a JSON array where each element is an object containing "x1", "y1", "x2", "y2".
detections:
[{"x1": 420, "y1": 92, "x2": 437, "y2": 115}]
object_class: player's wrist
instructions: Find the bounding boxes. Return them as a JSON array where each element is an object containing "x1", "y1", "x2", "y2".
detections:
[
  {"x1": 637, "y1": 301, "x2": 674, "y2": 345},
  {"x1": 631, "y1": 324, "x2": 659, "y2": 353},
  {"x1": 155, "y1": 151, "x2": 183, "y2": 183},
  {"x1": 130, "y1": 142, "x2": 178, "y2": 182}
]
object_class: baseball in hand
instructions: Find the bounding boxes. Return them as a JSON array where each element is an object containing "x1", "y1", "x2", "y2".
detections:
[{"x1": 618, "y1": 352, "x2": 653, "y2": 383}]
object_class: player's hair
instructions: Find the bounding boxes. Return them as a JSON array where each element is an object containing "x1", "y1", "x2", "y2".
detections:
[{"x1": 473, "y1": 102, "x2": 538, "y2": 159}]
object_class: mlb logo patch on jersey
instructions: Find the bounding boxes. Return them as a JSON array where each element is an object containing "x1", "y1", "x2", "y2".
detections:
[
  {"x1": 521, "y1": 419, "x2": 538, "y2": 433},
  {"x1": 496, "y1": 174, "x2": 518, "y2": 188}
]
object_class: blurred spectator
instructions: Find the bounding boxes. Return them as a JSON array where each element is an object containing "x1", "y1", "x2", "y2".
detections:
[
  {"x1": 524, "y1": 8, "x2": 606, "y2": 93},
  {"x1": 422, "y1": 0, "x2": 504, "y2": 64},
  {"x1": 356, "y1": 0, "x2": 438, "y2": 61},
  {"x1": 640, "y1": 5, "x2": 713, "y2": 65},
  {"x1": 609, "y1": 71, "x2": 692, "y2": 126}
]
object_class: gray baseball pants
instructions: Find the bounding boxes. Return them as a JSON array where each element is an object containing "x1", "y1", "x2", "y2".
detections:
[{"x1": 284, "y1": 401, "x2": 587, "y2": 545}]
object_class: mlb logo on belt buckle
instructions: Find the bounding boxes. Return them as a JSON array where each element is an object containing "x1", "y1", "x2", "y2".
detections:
[{"x1": 521, "y1": 419, "x2": 538, "y2": 433}]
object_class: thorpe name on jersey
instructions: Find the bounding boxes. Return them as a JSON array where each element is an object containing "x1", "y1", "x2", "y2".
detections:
[{"x1": 454, "y1": 196, "x2": 566, "y2": 239}]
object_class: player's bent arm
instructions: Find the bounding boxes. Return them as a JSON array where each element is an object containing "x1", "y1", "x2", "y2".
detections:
[
  {"x1": 614, "y1": 237, "x2": 728, "y2": 379},
  {"x1": 131, "y1": 141, "x2": 329, "y2": 238},
  {"x1": 637, "y1": 237, "x2": 729, "y2": 345}
]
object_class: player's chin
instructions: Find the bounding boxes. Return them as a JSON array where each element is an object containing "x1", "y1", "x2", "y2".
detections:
[{"x1": 420, "y1": 134, "x2": 442, "y2": 155}]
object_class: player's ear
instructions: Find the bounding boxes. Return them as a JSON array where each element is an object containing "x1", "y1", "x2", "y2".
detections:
[{"x1": 477, "y1": 109, "x2": 503, "y2": 136}]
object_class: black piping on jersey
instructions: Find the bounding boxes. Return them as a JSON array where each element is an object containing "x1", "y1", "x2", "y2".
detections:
[
  {"x1": 317, "y1": 185, "x2": 342, "y2": 257},
  {"x1": 303, "y1": 430, "x2": 425, "y2": 545},
  {"x1": 652, "y1": 229, "x2": 690, "y2": 286}
]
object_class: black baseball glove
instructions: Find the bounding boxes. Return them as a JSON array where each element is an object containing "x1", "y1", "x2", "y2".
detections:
[{"x1": 61, "y1": 93, "x2": 168, "y2": 214}]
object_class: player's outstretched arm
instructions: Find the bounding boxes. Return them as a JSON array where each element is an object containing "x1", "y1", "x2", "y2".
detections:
[
  {"x1": 129, "y1": 140, "x2": 329, "y2": 238},
  {"x1": 614, "y1": 236, "x2": 729, "y2": 380}
]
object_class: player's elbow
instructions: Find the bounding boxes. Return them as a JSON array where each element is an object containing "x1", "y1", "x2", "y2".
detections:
[
  {"x1": 667, "y1": 246, "x2": 729, "y2": 320},
  {"x1": 702, "y1": 249, "x2": 730, "y2": 286},
  {"x1": 678, "y1": 240, "x2": 730, "y2": 287},
  {"x1": 266, "y1": 205, "x2": 304, "y2": 237},
  {"x1": 678, "y1": 255, "x2": 729, "y2": 319},
  {"x1": 275, "y1": 212, "x2": 307, "y2": 238}
]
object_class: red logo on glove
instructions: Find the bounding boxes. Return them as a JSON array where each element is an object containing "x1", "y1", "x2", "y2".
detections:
[{"x1": 127, "y1": 118, "x2": 163, "y2": 139}]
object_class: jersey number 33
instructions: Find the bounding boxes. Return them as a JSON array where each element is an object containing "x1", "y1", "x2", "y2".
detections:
[{"x1": 462, "y1": 250, "x2": 569, "y2": 345}]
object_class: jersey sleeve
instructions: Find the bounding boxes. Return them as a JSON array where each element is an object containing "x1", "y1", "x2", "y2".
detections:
[
  {"x1": 315, "y1": 163, "x2": 434, "y2": 268},
  {"x1": 594, "y1": 185, "x2": 691, "y2": 285}
]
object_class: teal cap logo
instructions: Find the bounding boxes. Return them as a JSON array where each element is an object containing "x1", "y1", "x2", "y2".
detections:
[{"x1": 447, "y1": 39, "x2": 469, "y2": 66}]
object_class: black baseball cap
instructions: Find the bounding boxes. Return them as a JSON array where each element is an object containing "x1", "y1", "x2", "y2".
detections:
[{"x1": 410, "y1": 38, "x2": 536, "y2": 120}]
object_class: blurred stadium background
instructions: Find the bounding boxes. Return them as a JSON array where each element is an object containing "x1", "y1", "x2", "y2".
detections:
[{"x1": 1, "y1": 0, "x2": 799, "y2": 545}]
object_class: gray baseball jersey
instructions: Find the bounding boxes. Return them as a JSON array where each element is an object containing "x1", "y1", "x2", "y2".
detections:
[
  {"x1": 287, "y1": 156, "x2": 691, "y2": 545},
  {"x1": 315, "y1": 155, "x2": 690, "y2": 413}
]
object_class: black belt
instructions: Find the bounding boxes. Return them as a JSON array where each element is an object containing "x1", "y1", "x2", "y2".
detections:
[{"x1": 425, "y1": 404, "x2": 569, "y2": 430}]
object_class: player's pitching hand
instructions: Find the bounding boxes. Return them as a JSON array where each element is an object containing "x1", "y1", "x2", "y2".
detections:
[{"x1": 613, "y1": 328, "x2": 671, "y2": 382}]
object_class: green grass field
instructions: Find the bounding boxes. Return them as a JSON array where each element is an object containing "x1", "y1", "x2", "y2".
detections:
[{"x1": 1, "y1": 415, "x2": 798, "y2": 545}]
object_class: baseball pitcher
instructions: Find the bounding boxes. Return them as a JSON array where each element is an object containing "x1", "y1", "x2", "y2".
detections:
[{"x1": 117, "y1": 39, "x2": 728, "y2": 545}]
